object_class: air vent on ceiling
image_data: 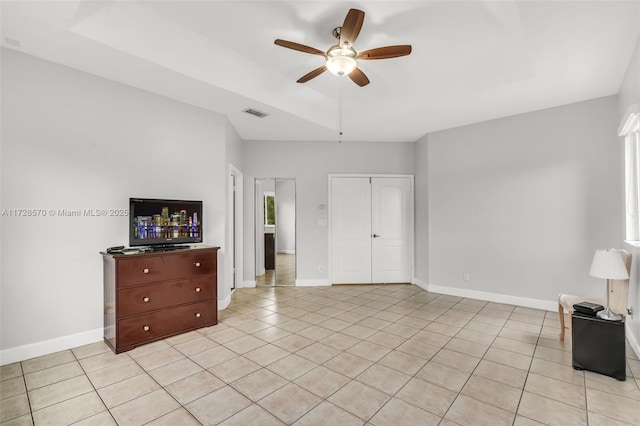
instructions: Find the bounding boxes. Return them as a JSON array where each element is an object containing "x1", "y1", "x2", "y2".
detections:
[{"x1": 242, "y1": 108, "x2": 269, "y2": 118}]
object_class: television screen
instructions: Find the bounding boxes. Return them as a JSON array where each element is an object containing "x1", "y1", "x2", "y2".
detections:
[{"x1": 129, "y1": 198, "x2": 203, "y2": 247}]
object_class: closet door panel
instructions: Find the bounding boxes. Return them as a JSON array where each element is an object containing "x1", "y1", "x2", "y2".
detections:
[
  {"x1": 331, "y1": 178, "x2": 372, "y2": 284},
  {"x1": 372, "y1": 178, "x2": 411, "y2": 283}
]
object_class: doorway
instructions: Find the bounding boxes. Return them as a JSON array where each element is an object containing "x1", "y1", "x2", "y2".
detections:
[
  {"x1": 330, "y1": 175, "x2": 413, "y2": 284},
  {"x1": 255, "y1": 178, "x2": 296, "y2": 286}
]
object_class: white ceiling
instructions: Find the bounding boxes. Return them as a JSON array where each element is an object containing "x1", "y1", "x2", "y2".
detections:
[{"x1": 1, "y1": 1, "x2": 639, "y2": 142}]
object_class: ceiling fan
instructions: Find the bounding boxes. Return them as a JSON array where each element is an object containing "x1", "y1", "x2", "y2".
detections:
[{"x1": 274, "y1": 8, "x2": 412, "y2": 87}]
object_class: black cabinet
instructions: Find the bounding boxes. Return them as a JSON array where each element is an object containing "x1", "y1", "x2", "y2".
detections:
[
  {"x1": 572, "y1": 312, "x2": 626, "y2": 381},
  {"x1": 265, "y1": 233, "x2": 275, "y2": 270}
]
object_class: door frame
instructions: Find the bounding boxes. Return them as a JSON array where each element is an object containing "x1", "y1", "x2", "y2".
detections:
[
  {"x1": 328, "y1": 174, "x2": 414, "y2": 284},
  {"x1": 254, "y1": 177, "x2": 297, "y2": 285},
  {"x1": 228, "y1": 164, "x2": 243, "y2": 291}
]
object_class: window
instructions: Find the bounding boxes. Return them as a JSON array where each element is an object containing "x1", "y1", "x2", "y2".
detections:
[
  {"x1": 264, "y1": 192, "x2": 275, "y2": 225},
  {"x1": 622, "y1": 111, "x2": 640, "y2": 241}
]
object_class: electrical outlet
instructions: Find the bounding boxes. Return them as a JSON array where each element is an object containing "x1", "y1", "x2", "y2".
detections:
[
  {"x1": 463, "y1": 272, "x2": 470, "y2": 281},
  {"x1": 318, "y1": 264, "x2": 324, "y2": 272}
]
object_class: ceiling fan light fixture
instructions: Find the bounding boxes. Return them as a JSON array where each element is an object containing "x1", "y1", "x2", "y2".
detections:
[
  {"x1": 326, "y1": 45, "x2": 357, "y2": 76},
  {"x1": 275, "y1": 9, "x2": 411, "y2": 86}
]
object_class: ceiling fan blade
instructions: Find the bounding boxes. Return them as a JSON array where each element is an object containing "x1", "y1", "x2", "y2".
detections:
[
  {"x1": 297, "y1": 65, "x2": 327, "y2": 83},
  {"x1": 358, "y1": 45, "x2": 412, "y2": 60},
  {"x1": 349, "y1": 67, "x2": 370, "y2": 87},
  {"x1": 274, "y1": 39, "x2": 325, "y2": 56},
  {"x1": 340, "y1": 9, "x2": 365, "y2": 47}
]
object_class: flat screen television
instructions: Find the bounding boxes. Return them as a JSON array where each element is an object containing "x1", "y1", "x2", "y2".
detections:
[{"x1": 129, "y1": 198, "x2": 203, "y2": 248}]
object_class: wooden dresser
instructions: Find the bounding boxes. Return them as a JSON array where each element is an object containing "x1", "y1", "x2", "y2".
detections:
[{"x1": 102, "y1": 246, "x2": 219, "y2": 353}]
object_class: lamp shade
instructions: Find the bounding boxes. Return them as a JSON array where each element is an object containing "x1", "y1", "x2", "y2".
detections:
[
  {"x1": 326, "y1": 56, "x2": 356, "y2": 76},
  {"x1": 589, "y1": 249, "x2": 629, "y2": 279},
  {"x1": 325, "y1": 45, "x2": 357, "y2": 77}
]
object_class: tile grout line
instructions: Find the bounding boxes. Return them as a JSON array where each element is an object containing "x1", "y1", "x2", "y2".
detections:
[{"x1": 22, "y1": 362, "x2": 35, "y2": 426}]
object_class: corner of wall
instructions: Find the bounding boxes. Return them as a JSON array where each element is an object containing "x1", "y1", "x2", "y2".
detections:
[{"x1": 217, "y1": 292, "x2": 232, "y2": 311}]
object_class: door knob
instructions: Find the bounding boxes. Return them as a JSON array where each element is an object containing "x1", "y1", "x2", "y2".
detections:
[{"x1": 372, "y1": 234, "x2": 380, "y2": 238}]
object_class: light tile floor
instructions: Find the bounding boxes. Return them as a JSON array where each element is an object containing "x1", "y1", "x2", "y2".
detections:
[
  {"x1": 256, "y1": 254, "x2": 295, "y2": 286},
  {"x1": 2, "y1": 284, "x2": 640, "y2": 425}
]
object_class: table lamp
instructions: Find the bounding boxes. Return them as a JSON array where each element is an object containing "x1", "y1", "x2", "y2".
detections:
[{"x1": 589, "y1": 249, "x2": 629, "y2": 321}]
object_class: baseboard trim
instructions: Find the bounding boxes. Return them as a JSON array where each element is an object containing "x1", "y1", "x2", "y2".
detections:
[
  {"x1": 428, "y1": 283, "x2": 557, "y2": 311},
  {"x1": 412, "y1": 277, "x2": 428, "y2": 292},
  {"x1": 295, "y1": 279, "x2": 331, "y2": 287},
  {"x1": 0, "y1": 328, "x2": 103, "y2": 366},
  {"x1": 414, "y1": 280, "x2": 557, "y2": 312}
]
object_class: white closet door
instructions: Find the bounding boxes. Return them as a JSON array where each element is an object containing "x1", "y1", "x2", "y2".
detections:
[
  {"x1": 331, "y1": 178, "x2": 372, "y2": 284},
  {"x1": 371, "y1": 177, "x2": 411, "y2": 283}
]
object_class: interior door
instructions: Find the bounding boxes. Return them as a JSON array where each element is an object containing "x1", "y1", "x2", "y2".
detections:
[
  {"x1": 331, "y1": 178, "x2": 372, "y2": 283},
  {"x1": 331, "y1": 176, "x2": 412, "y2": 284},
  {"x1": 371, "y1": 177, "x2": 411, "y2": 283}
]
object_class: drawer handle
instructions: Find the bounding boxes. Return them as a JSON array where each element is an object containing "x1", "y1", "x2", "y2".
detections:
[
  {"x1": 195, "y1": 312, "x2": 201, "y2": 318},
  {"x1": 143, "y1": 268, "x2": 150, "y2": 274},
  {"x1": 194, "y1": 262, "x2": 201, "y2": 267},
  {"x1": 143, "y1": 297, "x2": 150, "y2": 303},
  {"x1": 143, "y1": 325, "x2": 150, "y2": 331},
  {"x1": 195, "y1": 287, "x2": 201, "y2": 293}
]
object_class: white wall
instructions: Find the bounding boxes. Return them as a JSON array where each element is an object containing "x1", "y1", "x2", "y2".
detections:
[
  {"x1": 225, "y1": 120, "x2": 244, "y2": 171},
  {"x1": 425, "y1": 96, "x2": 623, "y2": 308},
  {"x1": 276, "y1": 179, "x2": 296, "y2": 254},
  {"x1": 618, "y1": 36, "x2": 640, "y2": 120},
  {"x1": 0, "y1": 49, "x2": 227, "y2": 364},
  {"x1": 242, "y1": 141, "x2": 415, "y2": 285},
  {"x1": 618, "y1": 31, "x2": 640, "y2": 355}
]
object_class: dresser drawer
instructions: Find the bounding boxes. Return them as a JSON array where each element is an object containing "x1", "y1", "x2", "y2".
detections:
[
  {"x1": 117, "y1": 249, "x2": 216, "y2": 286},
  {"x1": 118, "y1": 300, "x2": 216, "y2": 349},
  {"x1": 118, "y1": 275, "x2": 215, "y2": 317}
]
